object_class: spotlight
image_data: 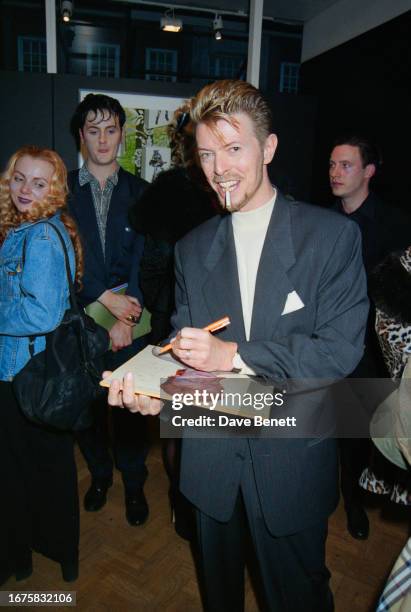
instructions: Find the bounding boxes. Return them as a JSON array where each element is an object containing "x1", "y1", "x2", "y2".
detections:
[
  {"x1": 61, "y1": 0, "x2": 73, "y2": 23},
  {"x1": 213, "y1": 14, "x2": 223, "y2": 40},
  {"x1": 161, "y1": 9, "x2": 183, "y2": 33}
]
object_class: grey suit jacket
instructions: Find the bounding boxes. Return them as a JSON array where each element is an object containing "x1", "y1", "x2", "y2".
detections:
[{"x1": 171, "y1": 193, "x2": 369, "y2": 536}]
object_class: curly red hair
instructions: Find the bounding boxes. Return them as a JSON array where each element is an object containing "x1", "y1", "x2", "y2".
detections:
[{"x1": 0, "y1": 146, "x2": 83, "y2": 285}]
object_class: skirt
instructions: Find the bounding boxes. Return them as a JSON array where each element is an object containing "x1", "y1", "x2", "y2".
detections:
[{"x1": 0, "y1": 381, "x2": 79, "y2": 579}]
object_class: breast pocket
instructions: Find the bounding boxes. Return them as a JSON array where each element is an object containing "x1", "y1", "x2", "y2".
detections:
[
  {"x1": 278, "y1": 300, "x2": 313, "y2": 335},
  {"x1": 0, "y1": 257, "x2": 23, "y2": 298}
]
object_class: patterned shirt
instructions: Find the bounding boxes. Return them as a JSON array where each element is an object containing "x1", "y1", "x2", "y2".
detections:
[
  {"x1": 377, "y1": 537, "x2": 411, "y2": 611},
  {"x1": 79, "y1": 164, "x2": 119, "y2": 257}
]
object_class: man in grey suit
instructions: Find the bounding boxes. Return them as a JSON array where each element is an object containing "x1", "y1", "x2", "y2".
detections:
[{"x1": 107, "y1": 80, "x2": 369, "y2": 611}]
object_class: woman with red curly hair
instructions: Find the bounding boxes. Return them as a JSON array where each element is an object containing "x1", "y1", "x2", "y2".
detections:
[{"x1": 0, "y1": 146, "x2": 83, "y2": 584}]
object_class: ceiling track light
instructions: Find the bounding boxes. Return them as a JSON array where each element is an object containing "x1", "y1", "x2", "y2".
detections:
[
  {"x1": 161, "y1": 8, "x2": 183, "y2": 33},
  {"x1": 61, "y1": 0, "x2": 73, "y2": 23},
  {"x1": 213, "y1": 14, "x2": 223, "y2": 40}
]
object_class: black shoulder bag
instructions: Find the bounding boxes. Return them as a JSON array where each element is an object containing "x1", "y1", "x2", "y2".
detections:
[{"x1": 13, "y1": 222, "x2": 109, "y2": 431}]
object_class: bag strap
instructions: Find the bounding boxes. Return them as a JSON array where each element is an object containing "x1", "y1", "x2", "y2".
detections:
[
  {"x1": 22, "y1": 220, "x2": 80, "y2": 356},
  {"x1": 21, "y1": 234, "x2": 35, "y2": 355},
  {"x1": 44, "y1": 221, "x2": 79, "y2": 312},
  {"x1": 41, "y1": 221, "x2": 93, "y2": 365}
]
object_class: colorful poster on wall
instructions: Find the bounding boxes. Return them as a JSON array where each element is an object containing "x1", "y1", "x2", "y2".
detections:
[{"x1": 79, "y1": 90, "x2": 184, "y2": 182}]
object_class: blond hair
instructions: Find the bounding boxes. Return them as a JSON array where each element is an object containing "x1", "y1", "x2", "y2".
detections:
[
  {"x1": 189, "y1": 79, "x2": 272, "y2": 145},
  {"x1": 0, "y1": 145, "x2": 83, "y2": 285}
]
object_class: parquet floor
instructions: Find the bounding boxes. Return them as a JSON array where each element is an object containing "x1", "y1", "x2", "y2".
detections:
[{"x1": 3, "y1": 423, "x2": 410, "y2": 611}]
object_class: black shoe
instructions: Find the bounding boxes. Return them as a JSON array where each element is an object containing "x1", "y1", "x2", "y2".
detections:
[
  {"x1": 125, "y1": 489, "x2": 149, "y2": 526},
  {"x1": 61, "y1": 560, "x2": 79, "y2": 582},
  {"x1": 346, "y1": 503, "x2": 369, "y2": 540},
  {"x1": 0, "y1": 569, "x2": 13, "y2": 587},
  {"x1": 83, "y1": 478, "x2": 112, "y2": 512},
  {"x1": 0, "y1": 558, "x2": 33, "y2": 586},
  {"x1": 15, "y1": 550, "x2": 33, "y2": 582},
  {"x1": 15, "y1": 562, "x2": 33, "y2": 582}
]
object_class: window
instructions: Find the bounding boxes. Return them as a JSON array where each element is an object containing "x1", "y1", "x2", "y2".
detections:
[
  {"x1": 279, "y1": 62, "x2": 300, "y2": 94},
  {"x1": 86, "y1": 43, "x2": 120, "y2": 78},
  {"x1": 145, "y1": 48, "x2": 177, "y2": 82},
  {"x1": 17, "y1": 36, "x2": 47, "y2": 73},
  {"x1": 210, "y1": 55, "x2": 244, "y2": 79}
]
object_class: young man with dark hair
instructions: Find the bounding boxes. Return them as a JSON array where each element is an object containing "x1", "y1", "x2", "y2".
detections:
[
  {"x1": 330, "y1": 135, "x2": 381, "y2": 223},
  {"x1": 108, "y1": 80, "x2": 369, "y2": 610},
  {"x1": 68, "y1": 93, "x2": 150, "y2": 527},
  {"x1": 70, "y1": 93, "x2": 126, "y2": 150},
  {"x1": 329, "y1": 135, "x2": 408, "y2": 263},
  {"x1": 332, "y1": 134, "x2": 381, "y2": 169}
]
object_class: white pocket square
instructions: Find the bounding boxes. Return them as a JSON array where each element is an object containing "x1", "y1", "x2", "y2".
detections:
[{"x1": 281, "y1": 290, "x2": 305, "y2": 315}]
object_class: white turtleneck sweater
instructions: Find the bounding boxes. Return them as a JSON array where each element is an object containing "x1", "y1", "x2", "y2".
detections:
[{"x1": 231, "y1": 190, "x2": 276, "y2": 372}]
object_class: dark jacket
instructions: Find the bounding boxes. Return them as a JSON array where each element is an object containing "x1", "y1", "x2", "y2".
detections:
[
  {"x1": 67, "y1": 167, "x2": 146, "y2": 307},
  {"x1": 172, "y1": 194, "x2": 368, "y2": 535},
  {"x1": 333, "y1": 192, "x2": 411, "y2": 376},
  {"x1": 333, "y1": 192, "x2": 411, "y2": 275}
]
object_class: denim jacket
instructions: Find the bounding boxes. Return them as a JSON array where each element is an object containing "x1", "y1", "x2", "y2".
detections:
[{"x1": 0, "y1": 214, "x2": 75, "y2": 381}]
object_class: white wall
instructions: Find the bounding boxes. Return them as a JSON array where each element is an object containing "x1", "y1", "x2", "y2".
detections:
[{"x1": 302, "y1": 0, "x2": 411, "y2": 63}]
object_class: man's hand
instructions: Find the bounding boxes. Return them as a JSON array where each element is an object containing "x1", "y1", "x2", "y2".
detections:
[
  {"x1": 110, "y1": 320, "x2": 133, "y2": 352},
  {"x1": 171, "y1": 327, "x2": 237, "y2": 372},
  {"x1": 104, "y1": 371, "x2": 163, "y2": 415},
  {"x1": 98, "y1": 290, "x2": 142, "y2": 325}
]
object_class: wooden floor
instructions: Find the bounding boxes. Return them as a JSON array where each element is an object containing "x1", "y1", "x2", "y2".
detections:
[{"x1": 4, "y1": 425, "x2": 410, "y2": 612}]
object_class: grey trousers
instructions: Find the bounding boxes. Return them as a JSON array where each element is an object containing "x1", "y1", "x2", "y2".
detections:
[{"x1": 196, "y1": 444, "x2": 333, "y2": 612}]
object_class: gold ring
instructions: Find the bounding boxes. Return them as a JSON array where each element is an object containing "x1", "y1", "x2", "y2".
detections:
[{"x1": 127, "y1": 314, "x2": 137, "y2": 323}]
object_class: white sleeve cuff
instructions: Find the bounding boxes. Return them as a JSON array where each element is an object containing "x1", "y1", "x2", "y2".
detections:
[{"x1": 232, "y1": 352, "x2": 256, "y2": 376}]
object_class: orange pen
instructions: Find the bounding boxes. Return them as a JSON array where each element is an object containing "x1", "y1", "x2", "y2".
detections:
[{"x1": 152, "y1": 316, "x2": 231, "y2": 356}]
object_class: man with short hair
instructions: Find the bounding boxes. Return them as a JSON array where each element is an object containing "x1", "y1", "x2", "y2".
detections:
[
  {"x1": 108, "y1": 80, "x2": 369, "y2": 610},
  {"x1": 330, "y1": 135, "x2": 410, "y2": 540},
  {"x1": 68, "y1": 93, "x2": 149, "y2": 526},
  {"x1": 330, "y1": 136, "x2": 378, "y2": 207},
  {"x1": 330, "y1": 135, "x2": 390, "y2": 272}
]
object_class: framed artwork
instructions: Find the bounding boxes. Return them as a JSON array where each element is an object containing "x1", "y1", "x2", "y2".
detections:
[{"x1": 79, "y1": 90, "x2": 184, "y2": 181}]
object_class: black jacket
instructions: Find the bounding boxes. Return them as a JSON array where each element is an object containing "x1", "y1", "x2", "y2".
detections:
[
  {"x1": 333, "y1": 192, "x2": 411, "y2": 275},
  {"x1": 333, "y1": 192, "x2": 411, "y2": 376},
  {"x1": 67, "y1": 167, "x2": 147, "y2": 307}
]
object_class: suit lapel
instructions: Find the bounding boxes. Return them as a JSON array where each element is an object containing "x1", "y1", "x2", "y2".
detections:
[
  {"x1": 104, "y1": 170, "x2": 134, "y2": 278},
  {"x1": 105, "y1": 185, "x2": 120, "y2": 270},
  {"x1": 250, "y1": 193, "x2": 296, "y2": 341},
  {"x1": 202, "y1": 216, "x2": 246, "y2": 342},
  {"x1": 200, "y1": 194, "x2": 296, "y2": 343},
  {"x1": 70, "y1": 180, "x2": 105, "y2": 268}
]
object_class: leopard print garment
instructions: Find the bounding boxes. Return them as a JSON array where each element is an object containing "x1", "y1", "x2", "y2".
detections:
[
  {"x1": 375, "y1": 307, "x2": 411, "y2": 380},
  {"x1": 359, "y1": 247, "x2": 411, "y2": 506},
  {"x1": 359, "y1": 467, "x2": 411, "y2": 505}
]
